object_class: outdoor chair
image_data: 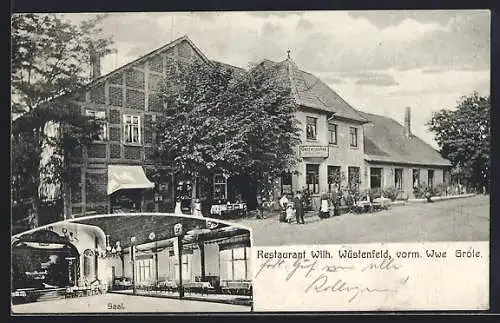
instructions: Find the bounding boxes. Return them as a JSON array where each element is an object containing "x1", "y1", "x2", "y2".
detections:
[
  {"x1": 221, "y1": 280, "x2": 252, "y2": 296},
  {"x1": 64, "y1": 287, "x2": 77, "y2": 298}
]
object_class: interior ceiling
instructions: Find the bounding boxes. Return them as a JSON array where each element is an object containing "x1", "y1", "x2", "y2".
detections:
[{"x1": 71, "y1": 215, "x2": 248, "y2": 249}]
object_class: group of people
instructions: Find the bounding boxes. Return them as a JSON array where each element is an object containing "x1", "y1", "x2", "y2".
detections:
[
  {"x1": 278, "y1": 188, "x2": 342, "y2": 224},
  {"x1": 278, "y1": 191, "x2": 306, "y2": 224}
]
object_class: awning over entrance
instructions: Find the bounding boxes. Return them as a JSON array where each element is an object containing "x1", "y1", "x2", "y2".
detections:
[{"x1": 107, "y1": 165, "x2": 155, "y2": 195}]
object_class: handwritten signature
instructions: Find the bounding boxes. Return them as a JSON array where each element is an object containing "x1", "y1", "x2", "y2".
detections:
[
  {"x1": 255, "y1": 257, "x2": 410, "y2": 303},
  {"x1": 304, "y1": 274, "x2": 410, "y2": 302}
]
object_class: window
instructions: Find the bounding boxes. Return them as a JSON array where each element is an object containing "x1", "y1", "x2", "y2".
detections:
[
  {"x1": 136, "y1": 258, "x2": 153, "y2": 282},
  {"x1": 413, "y1": 169, "x2": 420, "y2": 188},
  {"x1": 281, "y1": 172, "x2": 292, "y2": 195},
  {"x1": 306, "y1": 164, "x2": 319, "y2": 194},
  {"x1": 169, "y1": 253, "x2": 191, "y2": 282},
  {"x1": 327, "y1": 166, "x2": 341, "y2": 192},
  {"x1": 214, "y1": 174, "x2": 227, "y2": 201},
  {"x1": 395, "y1": 168, "x2": 403, "y2": 190},
  {"x1": 123, "y1": 114, "x2": 141, "y2": 144},
  {"x1": 328, "y1": 123, "x2": 338, "y2": 144},
  {"x1": 428, "y1": 169, "x2": 434, "y2": 188},
  {"x1": 306, "y1": 117, "x2": 317, "y2": 140},
  {"x1": 83, "y1": 249, "x2": 95, "y2": 280},
  {"x1": 370, "y1": 168, "x2": 383, "y2": 189},
  {"x1": 85, "y1": 110, "x2": 107, "y2": 141},
  {"x1": 348, "y1": 167, "x2": 360, "y2": 191},
  {"x1": 349, "y1": 127, "x2": 358, "y2": 147},
  {"x1": 221, "y1": 247, "x2": 251, "y2": 281}
]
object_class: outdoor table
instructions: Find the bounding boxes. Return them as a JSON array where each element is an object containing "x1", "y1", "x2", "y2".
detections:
[
  {"x1": 373, "y1": 197, "x2": 391, "y2": 209},
  {"x1": 210, "y1": 203, "x2": 247, "y2": 218},
  {"x1": 356, "y1": 200, "x2": 373, "y2": 212},
  {"x1": 183, "y1": 281, "x2": 213, "y2": 295}
]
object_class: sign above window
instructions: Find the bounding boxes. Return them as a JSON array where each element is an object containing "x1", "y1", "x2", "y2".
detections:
[{"x1": 299, "y1": 145, "x2": 329, "y2": 158}]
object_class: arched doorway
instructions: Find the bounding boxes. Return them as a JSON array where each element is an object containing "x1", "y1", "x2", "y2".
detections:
[{"x1": 11, "y1": 229, "x2": 80, "y2": 291}]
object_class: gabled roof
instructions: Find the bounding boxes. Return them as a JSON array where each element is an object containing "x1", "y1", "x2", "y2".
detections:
[
  {"x1": 256, "y1": 59, "x2": 368, "y2": 123},
  {"x1": 359, "y1": 111, "x2": 451, "y2": 167},
  {"x1": 85, "y1": 35, "x2": 212, "y2": 89}
]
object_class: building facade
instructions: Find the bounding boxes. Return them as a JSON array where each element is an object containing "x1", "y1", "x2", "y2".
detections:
[
  {"x1": 55, "y1": 35, "x2": 451, "y2": 219},
  {"x1": 64, "y1": 36, "x2": 238, "y2": 218},
  {"x1": 259, "y1": 58, "x2": 452, "y2": 200}
]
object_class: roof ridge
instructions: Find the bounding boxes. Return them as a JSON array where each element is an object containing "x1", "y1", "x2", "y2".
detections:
[
  {"x1": 285, "y1": 58, "x2": 301, "y2": 103},
  {"x1": 84, "y1": 35, "x2": 210, "y2": 88}
]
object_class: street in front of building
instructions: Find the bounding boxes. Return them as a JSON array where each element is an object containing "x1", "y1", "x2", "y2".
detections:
[{"x1": 234, "y1": 195, "x2": 489, "y2": 246}]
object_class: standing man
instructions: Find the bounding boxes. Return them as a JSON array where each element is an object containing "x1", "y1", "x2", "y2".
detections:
[
  {"x1": 294, "y1": 191, "x2": 305, "y2": 224},
  {"x1": 256, "y1": 193, "x2": 265, "y2": 219}
]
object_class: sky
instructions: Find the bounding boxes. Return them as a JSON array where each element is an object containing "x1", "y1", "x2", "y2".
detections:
[{"x1": 61, "y1": 10, "x2": 490, "y2": 148}]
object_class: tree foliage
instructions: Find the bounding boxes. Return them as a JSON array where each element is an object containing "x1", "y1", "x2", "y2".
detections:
[
  {"x1": 11, "y1": 13, "x2": 114, "y2": 229},
  {"x1": 153, "y1": 60, "x2": 301, "y2": 197},
  {"x1": 427, "y1": 92, "x2": 490, "y2": 191}
]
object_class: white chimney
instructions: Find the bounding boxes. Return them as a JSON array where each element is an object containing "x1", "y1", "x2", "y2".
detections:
[
  {"x1": 404, "y1": 106, "x2": 411, "y2": 138},
  {"x1": 91, "y1": 53, "x2": 101, "y2": 80}
]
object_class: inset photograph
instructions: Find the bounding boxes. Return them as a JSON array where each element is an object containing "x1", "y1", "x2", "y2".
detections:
[{"x1": 11, "y1": 214, "x2": 253, "y2": 314}]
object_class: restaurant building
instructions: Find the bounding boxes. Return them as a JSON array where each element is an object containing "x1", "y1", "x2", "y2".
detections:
[
  {"x1": 254, "y1": 58, "x2": 451, "y2": 201},
  {"x1": 41, "y1": 35, "x2": 451, "y2": 219}
]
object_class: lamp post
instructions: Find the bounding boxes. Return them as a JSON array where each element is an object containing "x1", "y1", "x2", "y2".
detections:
[
  {"x1": 130, "y1": 236, "x2": 136, "y2": 295},
  {"x1": 173, "y1": 223, "x2": 184, "y2": 299}
]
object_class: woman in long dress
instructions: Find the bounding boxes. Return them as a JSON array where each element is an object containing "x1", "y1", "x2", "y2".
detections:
[
  {"x1": 192, "y1": 199, "x2": 203, "y2": 217},
  {"x1": 174, "y1": 199, "x2": 182, "y2": 214},
  {"x1": 319, "y1": 190, "x2": 330, "y2": 219}
]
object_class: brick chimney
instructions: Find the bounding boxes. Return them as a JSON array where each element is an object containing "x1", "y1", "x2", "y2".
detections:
[
  {"x1": 404, "y1": 106, "x2": 411, "y2": 138},
  {"x1": 91, "y1": 53, "x2": 101, "y2": 80}
]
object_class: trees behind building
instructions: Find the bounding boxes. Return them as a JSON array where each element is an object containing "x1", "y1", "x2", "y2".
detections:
[
  {"x1": 427, "y1": 92, "x2": 490, "y2": 193},
  {"x1": 11, "y1": 14, "x2": 115, "y2": 231}
]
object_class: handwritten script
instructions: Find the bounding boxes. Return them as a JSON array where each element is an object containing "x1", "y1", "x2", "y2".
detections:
[{"x1": 255, "y1": 257, "x2": 410, "y2": 303}]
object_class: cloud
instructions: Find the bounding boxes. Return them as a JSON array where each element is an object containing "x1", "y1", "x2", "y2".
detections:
[
  {"x1": 297, "y1": 18, "x2": 314, "y2": 30},
  {"x1": 292, "y1": 11, "x2": 490, "y2": 73},
  {"x1": 247, "y1": 11, "x2": 303, "y2": 18},
  {"x1": 347, "y1": 10, "x2": 479, "y2": 28},
  {"x1": 354, "y1": 74, "x2": 399, "y2": 86}
]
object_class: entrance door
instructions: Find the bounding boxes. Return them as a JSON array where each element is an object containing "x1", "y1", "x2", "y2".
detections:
[
  {"x1": 306, "y1": 164, "x2": 319, "y2": 194},
  {"x1": 395, "y1": 168, "x2": 403, "y2": 190}
]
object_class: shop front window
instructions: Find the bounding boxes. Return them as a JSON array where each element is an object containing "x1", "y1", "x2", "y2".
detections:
[
  {"x1": 348, "y1": 167, "x2": 360, "y2": 191},
  {"x1": 213, "y1": 174, "x2": 227, "y2": 202},
  {"x1": 327, "y1": 166, "x2": 341, "y2": 192},
  {"x1": 370, "y1": 168, "x2": 383, "y2": 189},
  {"x1": 281, "y1": 172, "x2": 292, "y2": 195},
  {"x1": 306, "y1": 164, "x2": 319, "y2": 194},
  {"x1": 111, "y1": 189, "x2": 142, "y2": 213}
]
